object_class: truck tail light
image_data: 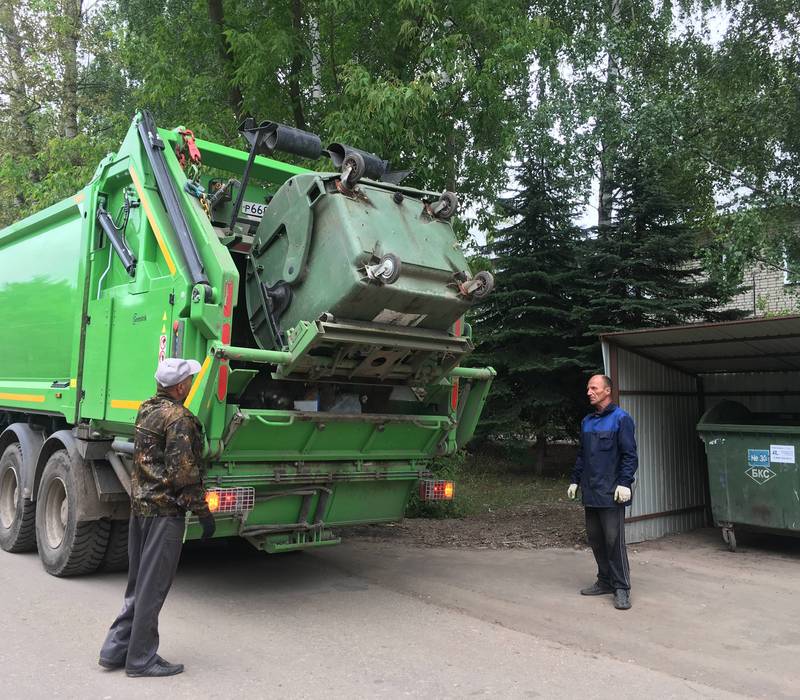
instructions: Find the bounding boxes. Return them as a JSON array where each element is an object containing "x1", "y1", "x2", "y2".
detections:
[
  {"x1": 204, "y1": 487, "x2": 255, "y2": 513},
  {"x1": 450, "y1": 318, "x2": 462, "y2": 412},
  {"x1": 419, "y1": 479, "x2": 455, "y2": 501},
  {"x1": 217, "y1": 363, "x2": 229, "y2": 401}
]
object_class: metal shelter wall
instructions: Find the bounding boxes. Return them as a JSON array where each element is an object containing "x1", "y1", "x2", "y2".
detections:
[
  {"x1": 702, "y1": 371, "x2": 800, "y2": 414},
  {"x1": 604, "y1": 343, "x2": 708, "y2": 542},
  {"x1": 603, "y1": 315, "x2": 800, "y2": 542}
]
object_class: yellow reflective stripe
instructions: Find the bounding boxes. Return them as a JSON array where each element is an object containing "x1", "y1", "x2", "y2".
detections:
[
  {"x1": 128, "y1": 165, "x2": 177, "y2": 276},
  {"x1": 0, "y1": 392, "x2": 46, "y2": 403},
  {"x1": 69, "y1": 378, "x2": 77, "y2": 388},
  {"x1": 110, "y1": 399, "x2": 142, "y2": 410},
  {"x1": 184, "y1": 356, "x2": 211, "y2": 409}
]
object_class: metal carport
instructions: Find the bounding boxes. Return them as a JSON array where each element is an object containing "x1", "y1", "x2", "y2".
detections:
[{"x1": 601, "y1": 315, "x2": 800, "y2": 542}]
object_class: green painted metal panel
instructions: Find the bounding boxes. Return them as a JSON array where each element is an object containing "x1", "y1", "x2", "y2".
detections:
[
  {"x1": 184, "y1": 478, "x2": 414, "y2": 540},
  {"x1": 0, "y1": 194, "x2": 85, "y2": 417},
  {"x1": 324, "y1": 479, "x2": 414, "y2": 524},
  {"x1": 222, "y1": 409, "x2": 449, "y2": 461}
]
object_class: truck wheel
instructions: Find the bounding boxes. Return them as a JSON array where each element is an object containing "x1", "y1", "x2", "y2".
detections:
[
  {"x1": 0, "y1": 443, "x2": 37, "y2": 553},
  {"x1": 100, "y1": 519, "x2": 129, "y2": 573},
  {"x1": 35, "y1": 450, "x2": 110, "y2": 577}
]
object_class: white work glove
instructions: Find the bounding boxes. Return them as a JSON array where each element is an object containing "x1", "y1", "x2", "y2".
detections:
[
  {"x1": 614, "y1": 485, "x2": 632, "y2": 503},
  {"x1": 567, "y1": 483, "x2": 578, "y2": 500}
]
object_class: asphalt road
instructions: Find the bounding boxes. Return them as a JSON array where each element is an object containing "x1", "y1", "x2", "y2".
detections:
[{"x1": 1, "y1": 528, "x2": 797, "y2": 699}]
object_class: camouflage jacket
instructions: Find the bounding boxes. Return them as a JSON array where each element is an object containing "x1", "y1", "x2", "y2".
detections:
[{"x1": 131, "y1": 388, "x2": 211, "y2": 517}]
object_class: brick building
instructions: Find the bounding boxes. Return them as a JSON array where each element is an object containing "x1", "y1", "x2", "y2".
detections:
[{"x1": 716, "y1": 261, "x2": 800, "y2": 317}]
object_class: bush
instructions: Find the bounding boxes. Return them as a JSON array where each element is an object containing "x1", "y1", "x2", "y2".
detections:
[
  {"x1": 405, "y1": 452, "x2": 469, "y2": 519},
  {"x1": 404, "y1": 444, "x2": 574, "y2": 520}
]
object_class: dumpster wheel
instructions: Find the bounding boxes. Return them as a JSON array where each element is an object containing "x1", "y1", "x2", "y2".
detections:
[{"x1": 721, "y1": 525, "x2": 737, "y2": 552}]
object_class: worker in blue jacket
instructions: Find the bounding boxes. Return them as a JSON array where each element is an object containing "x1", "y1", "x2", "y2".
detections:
[{"x1": 568, "y1": 374, "x2": 638, "y2": 610}]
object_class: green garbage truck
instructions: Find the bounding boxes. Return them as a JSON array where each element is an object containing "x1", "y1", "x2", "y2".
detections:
[{"x1": 0, "y1": 112, "x2": 495, "y2": 577}]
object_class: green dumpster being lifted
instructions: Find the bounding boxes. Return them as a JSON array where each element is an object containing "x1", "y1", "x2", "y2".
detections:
[{"x1": 697, "y1": 400, "x2": 800, "y2": 551}]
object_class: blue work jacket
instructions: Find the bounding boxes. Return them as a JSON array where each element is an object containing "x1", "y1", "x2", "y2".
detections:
[{"x1": 570, "y1": 403, "x2": 638, "y2": 508}]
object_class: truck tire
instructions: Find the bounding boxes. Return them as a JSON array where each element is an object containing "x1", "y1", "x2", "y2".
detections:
[
  {"x1": 100, "y1": 519, "x2": 129, "y2": 572},
  {"x1": 0, "y1": 443, "x2": 37, "y2": 553},
  {"x1": 35, "y1": 449, "x2": 110, "y2": 577}
]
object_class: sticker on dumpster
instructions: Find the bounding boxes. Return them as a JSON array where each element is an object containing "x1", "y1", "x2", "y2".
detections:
[
  {"x1": 372, "y1": 309, "x2": 427, "y2": 327},
  {"x1": 747, "y1": 449, "x2": 770, "y2": 467},
  {"x1": 770, "y1": 444, "x2": 795, "y2": 464},
  {"x1": 745, "y1": 466, "x2": 776, "y2": 485}
]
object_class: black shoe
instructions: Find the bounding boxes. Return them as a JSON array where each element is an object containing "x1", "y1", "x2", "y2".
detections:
[
  {"x1": 126, "y1": 659, "x2": 185, "y2": 678},
  {"x1": 98, "y1": 657, "x2": 125, "y2": 670},
  {"x1": 613, "y1": 589, "x2": 632, "y2": 610},
  {"x1": 580, "y1": 582, "x2": 614, "y2": 596}
]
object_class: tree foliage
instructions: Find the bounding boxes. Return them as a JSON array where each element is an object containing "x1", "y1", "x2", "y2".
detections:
[
  {"x1": 473, "y1": 135, "x2": 590, "y2": 452},
  {"x1": 0, "y1": 0, "x2": 548, "y2": 230},
  {"x1": 0, "y1": 0, "x2": 796, "y2": 449}
]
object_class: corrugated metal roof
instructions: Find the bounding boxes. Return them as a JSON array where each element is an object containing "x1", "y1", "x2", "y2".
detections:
[{"x1": 601, "y1": 315, "x2": 800, "y2": 374}]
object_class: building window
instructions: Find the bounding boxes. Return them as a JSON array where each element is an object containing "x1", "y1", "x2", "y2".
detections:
[{"x1": 784, "y1": 249, "x2": 800, "y2": 286}]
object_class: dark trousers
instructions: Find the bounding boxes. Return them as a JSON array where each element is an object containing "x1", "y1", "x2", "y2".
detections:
[
  {"x1": 100, "y1": 515, "x2": 184, "y2": 671},
  {"x1": 585, "y1": 506, "x2": 630, "y2": 591}
]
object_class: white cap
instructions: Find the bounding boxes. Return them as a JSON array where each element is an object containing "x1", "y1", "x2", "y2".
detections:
[{"x1": 155, "y1": 357, "x2": 202, "y2": 387}]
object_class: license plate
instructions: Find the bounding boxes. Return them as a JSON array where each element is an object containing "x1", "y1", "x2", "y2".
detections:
[{"x1": 241, "y1": 200, "x2": 267, "y2": 219}]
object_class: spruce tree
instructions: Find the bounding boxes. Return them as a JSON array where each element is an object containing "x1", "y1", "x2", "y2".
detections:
[
  {"x1": 473, "y1": 150, "x2": 590, "y2": 471},
  {"x1": 580, "y1": 150, "x2": 745, "y2": 343}
]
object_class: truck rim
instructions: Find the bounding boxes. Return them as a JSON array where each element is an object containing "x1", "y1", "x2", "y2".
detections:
[
  {"x1": 0, "y1": 467, "x2": 18, "y2": 528},
  {"x1": 43, "y1": 477, "x2": 68, "y2": 548}
]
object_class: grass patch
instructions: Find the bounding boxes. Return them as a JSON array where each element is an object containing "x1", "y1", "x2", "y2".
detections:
[{"x1": 406, "y1": 447, "x2": 573, "y2": 519}]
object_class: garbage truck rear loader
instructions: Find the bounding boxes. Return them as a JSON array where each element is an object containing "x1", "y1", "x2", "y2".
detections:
[{"x1": 0, "y1": 112, "x2": 494, "y2": 576}]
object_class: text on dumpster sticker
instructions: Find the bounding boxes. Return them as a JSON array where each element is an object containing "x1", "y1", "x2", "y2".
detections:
[
  {"x1": 770, "y1": 444, "x2": 795, "y2": 464},
  {"x1": 747, "y1": 449, "x2": 769, "y2": 466},
  {"x1": 746, "y1": 449, "x2": 776, "y2": 485}
]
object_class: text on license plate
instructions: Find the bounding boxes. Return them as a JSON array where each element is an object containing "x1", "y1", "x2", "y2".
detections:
[{"x1": 241, "y1": 201, "x2": 267, "y2": 219}]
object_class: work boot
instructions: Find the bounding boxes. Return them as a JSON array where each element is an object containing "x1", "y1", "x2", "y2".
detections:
[
  {"x1": 580, "y1": 581, "x2": 614, "y2": 596},
  {"x1": 613, "y1": 589, "x2": 632, "y2": 610},
  {"x1": 126, "y1": 659, "x2": 185, "y2": 678},
  {"x1": 101, "y1": 653, "x2": 169, "y2": 671}
]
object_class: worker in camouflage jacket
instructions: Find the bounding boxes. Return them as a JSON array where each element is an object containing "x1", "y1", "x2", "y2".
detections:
[
  {"x1": 131, "y1": 389, "x2": 209, "y2": 517},
  {"x1": 99, "y1": 358, "x2": 215, "y2": 678}
]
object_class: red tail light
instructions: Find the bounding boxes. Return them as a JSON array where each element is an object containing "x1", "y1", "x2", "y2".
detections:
[
  {"x1": 204, "y1": 487, "x2": 255, "y2": 513},
  {"x1": 217, "y1": 363, "x2": 229, "y2": 401},
  {"x1": 450, "y1": 318, "x2": 462, "y2": 411},
  {"x1": 222, "y1": 280, "x2": 234, "y2": 318},
  {"x1": 419, "y1": 479, "x2": 455, "y2": 501}
]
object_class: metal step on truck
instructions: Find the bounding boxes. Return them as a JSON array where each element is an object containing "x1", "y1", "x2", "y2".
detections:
[{"x1": 0, "y1": 112, "x2": 495, "y2": 576}]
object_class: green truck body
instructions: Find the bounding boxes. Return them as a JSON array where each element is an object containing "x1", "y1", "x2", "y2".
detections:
[{"x1": 0, "y1": 112, "x2": 494, "y2": 576}]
